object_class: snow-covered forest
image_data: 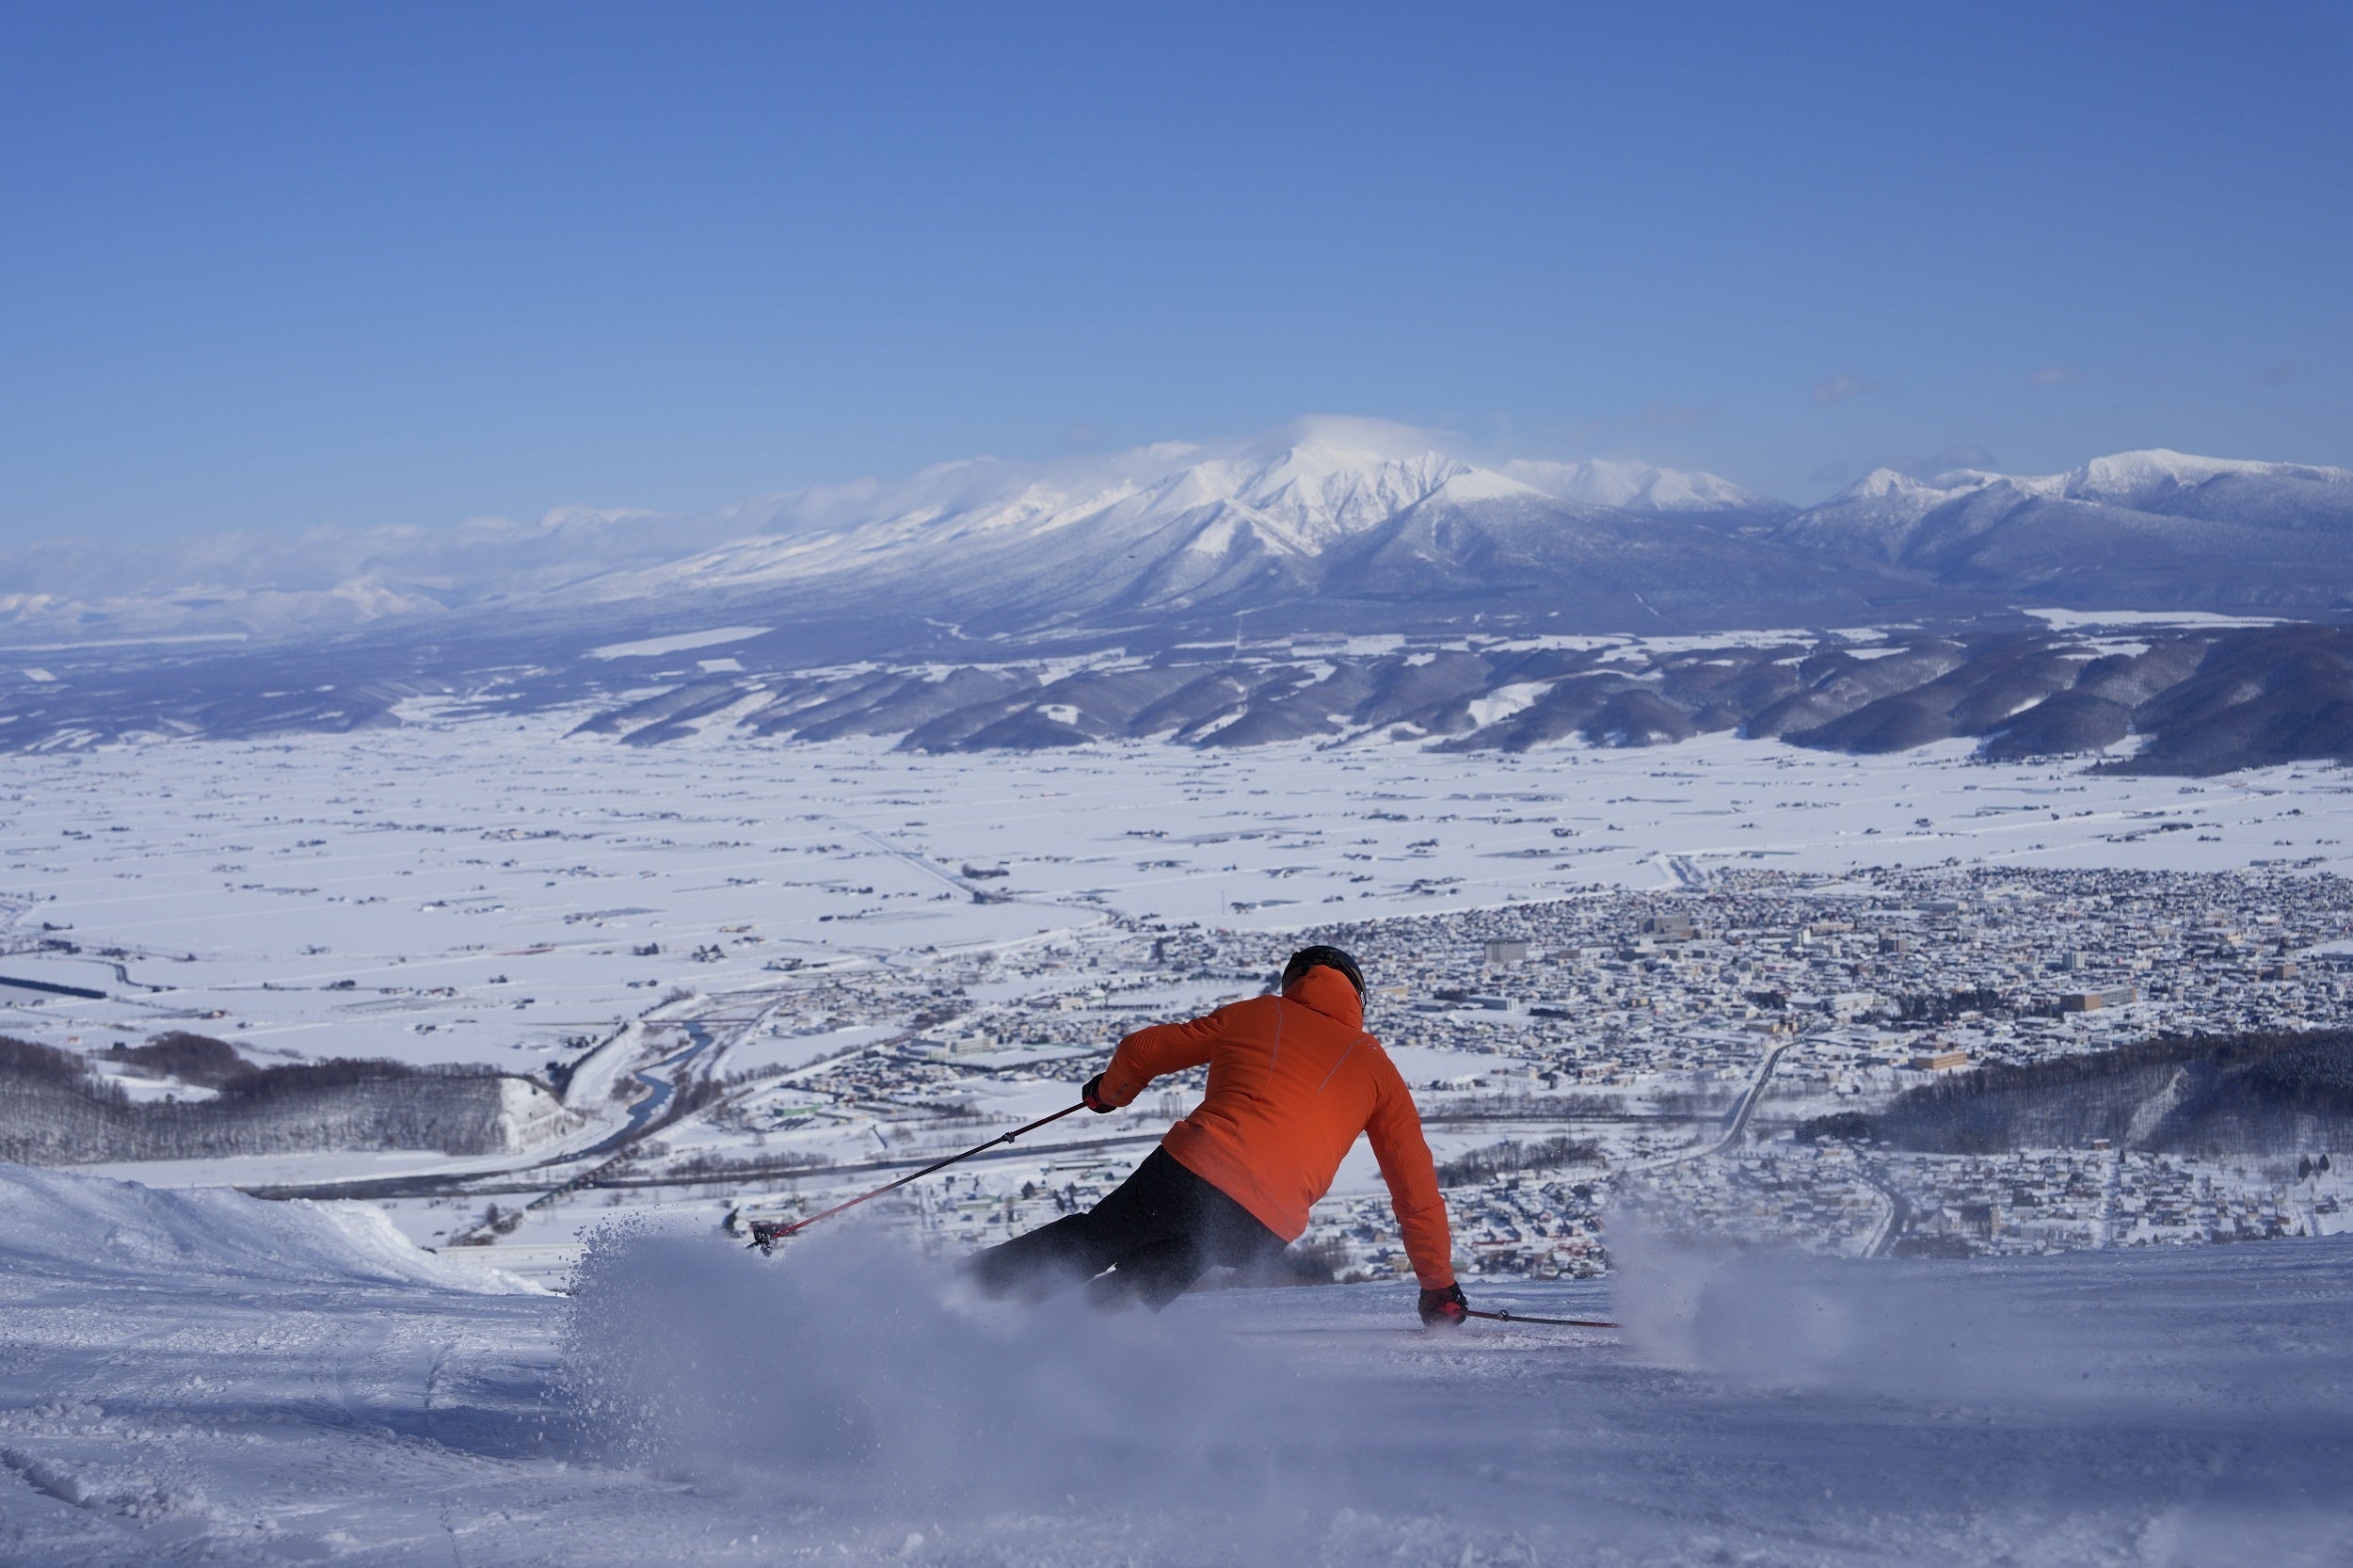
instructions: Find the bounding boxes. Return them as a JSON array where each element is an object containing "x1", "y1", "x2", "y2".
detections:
[{"x1": 0, "y1": 1035, "x2": 570, "y2": 1164}]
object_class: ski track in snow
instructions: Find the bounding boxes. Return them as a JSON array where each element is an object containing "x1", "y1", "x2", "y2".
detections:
[{"x1": 3, "y1": 1163, "x2": 2351, "y2": 1566}]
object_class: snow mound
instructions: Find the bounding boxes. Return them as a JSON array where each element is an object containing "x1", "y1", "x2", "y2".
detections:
[
  {"x1": 0, "y1": 1160, "x2": 543, "y2": 1294},
  {"x1": 1610, "y1": 1219, "x2": 2353, "y2": 1416}
]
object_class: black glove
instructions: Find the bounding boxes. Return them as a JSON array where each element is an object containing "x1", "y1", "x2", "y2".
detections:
[
  {"x1": 1081, "y1": 1073, "x2": 1114, "y2": 1113},
  {"x1": 1418, "y1": 1282, "x2": 1468, "y2": 1329}
]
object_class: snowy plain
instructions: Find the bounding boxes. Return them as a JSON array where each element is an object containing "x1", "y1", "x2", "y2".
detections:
[
  {"x1": 9, "y1": 712, "x2": 2353, "y2": 1562},
  {"x1": 11, "y1": 708, "x2": 2353, "y2": 1232},
  {"x1": 9, "y1": 709, "x2": 2349, "y2": 1081}
]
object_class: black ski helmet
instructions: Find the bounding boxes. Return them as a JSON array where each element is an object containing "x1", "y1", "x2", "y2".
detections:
[{"x1": 1281, "y1": 944, "x2": 1365, "y2": 1000}]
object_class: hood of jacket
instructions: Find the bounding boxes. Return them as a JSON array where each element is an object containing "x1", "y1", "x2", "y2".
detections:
[{"x1": 1280, "y1": 963, "x2": 1364, "y2": 1031}]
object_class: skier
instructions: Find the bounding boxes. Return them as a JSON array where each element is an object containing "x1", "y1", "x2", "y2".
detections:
[{"x1": 968, "y1": 944, "x2": 1469, "y2": 1328}]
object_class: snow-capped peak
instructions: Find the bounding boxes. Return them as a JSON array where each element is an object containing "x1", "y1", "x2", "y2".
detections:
[
  {"x1": 1229, "y1": 445, "x2": 1467, "y2": 541},
  {"x1": 1503, "y1": 457, "x2": 1776, "y2": 514},
  {"x1": 1784, "y1": 467, "x2": 1999, "y2": 544},
  {"x1": 1428, "y1": 466, "x2": 1547, "y2": 504},
  {"x1": 1834, "y1": 468, "x2": 1957, "y2": 503},
  {"x1": 2063, "y1": 448, "x2": 2353, "y2": 506}
]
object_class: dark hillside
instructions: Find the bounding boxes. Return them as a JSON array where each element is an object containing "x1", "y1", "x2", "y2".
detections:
[
  {"x1": 1824, "y1": 1030, "x2": 2353, "y2": 1156},
  {"x1": 0, "y1": 1035, "x2": 567, "y2": 1163}
]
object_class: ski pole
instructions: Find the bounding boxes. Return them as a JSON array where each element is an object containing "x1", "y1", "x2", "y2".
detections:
[
  {"x1": 746, "y1": 1101, "x2": 1088, "y2": 1252},
  {"x1": 1465, "y1": 1307, "x2": 1618, "y2": 1329}
]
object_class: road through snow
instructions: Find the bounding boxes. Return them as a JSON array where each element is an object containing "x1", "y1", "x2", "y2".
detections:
[{"x1": 3, "y1": 1162, "x2": 2351, "y2": 1567}]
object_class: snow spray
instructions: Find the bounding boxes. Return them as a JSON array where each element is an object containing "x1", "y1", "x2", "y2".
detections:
[{"x1": 555, "y1": 1221, "x2": 1369, "y2": 1521}]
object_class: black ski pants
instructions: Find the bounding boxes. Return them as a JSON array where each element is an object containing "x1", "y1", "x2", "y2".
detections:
[{"x1": 968, "y1": 1146, "x2": 1287, "y2": 1311}]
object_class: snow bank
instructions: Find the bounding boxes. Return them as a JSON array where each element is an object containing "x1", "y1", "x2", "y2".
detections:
[
  {"x1": 559, "y1": 1224, "x2": 1364, "y2": 1521},
  {"x1": 0, "y1": 1160, "x2": 543, "y2": 1294},
  {"x1": 1610, "y1": 1219, "x2": 2353, "y2": 1418}
]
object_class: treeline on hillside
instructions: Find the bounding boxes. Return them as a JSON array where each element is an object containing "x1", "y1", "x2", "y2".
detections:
[
  {"x1": 0, "y1": 1033, "x2": 537, "y2": 1165},
  {"x1": 101, "y1": 1031, "x2": 253, "y2": 1086},
  {"x1": 1436, "y1": 1134, "x2": 1601, "y2": 1188},
  {"x1": 1797, "y1": 1029, "x2": 2353, "y2": 1157}
]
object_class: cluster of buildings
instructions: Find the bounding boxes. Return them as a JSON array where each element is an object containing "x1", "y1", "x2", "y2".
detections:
[
  {"x1": 697, "y1": 864, "x2": 2353, "y2": 1280},
  {"x1": 1881, "y1": 1147, "x2": 2339, "y2": 1255}
]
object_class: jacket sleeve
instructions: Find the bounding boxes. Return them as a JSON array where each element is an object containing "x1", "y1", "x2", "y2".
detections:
[
  {"x1": 1366, "y1": 1063, "x2": 1457, "y2": 1289},
  {"x1": 1096, "y1": 1004, "x2": 1230, "y2": 1107}
]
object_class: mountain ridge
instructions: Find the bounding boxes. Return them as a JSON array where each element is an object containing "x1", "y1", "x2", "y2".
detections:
[{"x1": 1, "y1": 428, "x2": 2347, "y2": 659}]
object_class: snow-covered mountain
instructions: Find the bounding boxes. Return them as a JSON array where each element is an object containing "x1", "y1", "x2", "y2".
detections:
[
  {"x1": 3, "y1": 433, "x2": 2348, "y2": 660},
  {"x1": 1770, "y1": 449, "x2": 2353, "y2": 609},
  {"x1": 568, "y1": 426, "x2": 1490, "y2": 609},
  {"x1": 1785, "y1": 449, "x2": 2353, "y2": 560},
  {"x1": 0, "y1": 504, "x2": 750, "y2": 641},
  {"x1": 546, "y1": 420, "x2": 1806, "y2": 615},
  {"x1": 555, "y1": 436, "x2": 1857, "y2": 640},
  {"x1": 0, "y1": 419, "x2": 1847, "y2": 647},
  {"x1": 2064, "y1": 448, "x2": 2353, "y2": 524},
  {"x1": 1502, "y1": 456, "x2": 1787, "y2": 516}
]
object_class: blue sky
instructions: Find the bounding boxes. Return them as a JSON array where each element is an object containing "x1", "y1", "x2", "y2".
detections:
[{"x1": 3, "y1": 1, "x2": 2347, "y2": 544}]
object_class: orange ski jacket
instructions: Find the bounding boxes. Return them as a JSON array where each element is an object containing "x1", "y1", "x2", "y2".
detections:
[{"x1": 1095, "y1": 964, "x2": 1456, "y2": 1288}]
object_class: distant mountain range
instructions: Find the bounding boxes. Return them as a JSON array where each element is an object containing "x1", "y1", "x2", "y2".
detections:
[
  {"x1": 8, "y1": 422, "x2": 2347, "y2": 652},
  {"x1": 0, "y1": 419, "x2": 1836, "y2": 647},
  {"x1": 4, "y1": 421, "x2": 2351, "y2": 772},
  {"x1": 1777, "y1": 450, "x2": 2353, "y2": 609}
]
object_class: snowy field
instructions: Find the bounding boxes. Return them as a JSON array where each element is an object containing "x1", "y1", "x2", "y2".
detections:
[
  {"x1": 8, "y1": 708, "x2": 2350, "y2": 1082},
  {"x1": 4, "y1": 1161, "x2": 2350, "y2": 1567},
  {"x1": 10, "y1": 710, "x2": 2352, "y2": 1224}
]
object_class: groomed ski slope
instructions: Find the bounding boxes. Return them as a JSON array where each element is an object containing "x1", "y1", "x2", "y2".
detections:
[{"x1": 2, "y1": 1161, "x2": 2348, "y2": 1567}]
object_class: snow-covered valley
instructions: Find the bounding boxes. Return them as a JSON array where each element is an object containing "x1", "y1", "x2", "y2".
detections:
[{"x1": 10, "y1": 711, "x2": 2353, "y2": 1562}]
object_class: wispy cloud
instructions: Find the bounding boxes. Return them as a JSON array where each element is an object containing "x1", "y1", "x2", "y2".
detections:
[
  {"x1": 2026, "y1": 366, "x2": 2085, "y2": 389},
  {"x1": 2254, "y1": 361, "x2": 2303, "y2": 387},
  {"x1": 1812, "y1": 372, "x2": 1892, "y2": 407}
]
